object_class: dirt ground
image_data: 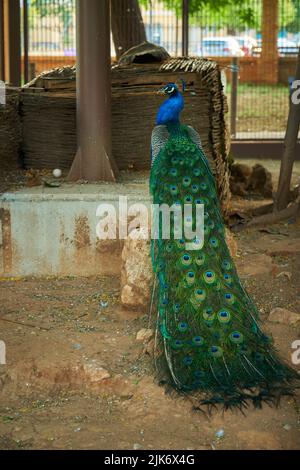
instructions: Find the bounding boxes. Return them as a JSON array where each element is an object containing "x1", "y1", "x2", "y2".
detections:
[{"x1": 0, "y1": 212, "x2": 300, "y2": 450}]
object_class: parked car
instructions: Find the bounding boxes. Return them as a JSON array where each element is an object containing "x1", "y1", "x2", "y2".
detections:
[
  {"x1": 201, "y1": 37, "x2": 245, "y2": 57},
  {"x1": 235, "y1": 36, "x2": 257, "y2": 56},
  {"x1": 31, "y1": 41, "x2": 62, "y2": 52},
  {"x1": 253, "y1": 38, "x2": 298, "y2": 56},
  {"x1": 277, "y1": 38, "x2": 298, "y2": 56},
  {"x1": 292, "y1": 33, "x2": 300, "y2": 46}
]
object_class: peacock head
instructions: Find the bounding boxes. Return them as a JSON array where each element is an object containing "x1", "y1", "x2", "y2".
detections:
[
  {"x1": 156, "y1": 81, "x2": 185, "y2": 125},
  {"x1": 157, "y1": 83, "x2": 179, "y2": 96}
]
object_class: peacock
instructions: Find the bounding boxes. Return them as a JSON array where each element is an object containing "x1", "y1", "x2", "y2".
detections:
[{"x1": 149, "y1": 82, "x2": 297, "y2": 411}]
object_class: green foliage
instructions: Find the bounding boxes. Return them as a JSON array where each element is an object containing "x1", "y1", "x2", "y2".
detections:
[
  {"x1": 31, "y1": 0, "x2": 74, "y2": 17},
  {"x1": 285, "y1": 0, "x2": 300, "y2": 32},
  {"x1": 140, "y1": 0, "x2": 296, "y2": 31}
]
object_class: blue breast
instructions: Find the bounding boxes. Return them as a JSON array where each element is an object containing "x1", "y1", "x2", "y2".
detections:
[{"x1": 156, "y1": 92, "x2": 184, "y2": 125}]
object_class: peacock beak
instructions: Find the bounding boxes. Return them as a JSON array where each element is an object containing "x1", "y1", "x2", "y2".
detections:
[{"x1": 157, "y1": 87, "x2": 167, "y2": 95}]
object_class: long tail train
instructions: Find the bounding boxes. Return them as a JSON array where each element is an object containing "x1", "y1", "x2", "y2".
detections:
[{"x1": 150, "y1": 84, "x2": 298, "y2": 410}]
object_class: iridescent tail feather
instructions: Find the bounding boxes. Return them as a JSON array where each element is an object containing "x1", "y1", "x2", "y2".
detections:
[{"x1": 150, "y1": 122, "x2": 298, "y2": 410}]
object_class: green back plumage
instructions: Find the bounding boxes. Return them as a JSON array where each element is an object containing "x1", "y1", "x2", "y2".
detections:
[{"x1": 150, "y1": 123, "x2": 297, "y2": 409}]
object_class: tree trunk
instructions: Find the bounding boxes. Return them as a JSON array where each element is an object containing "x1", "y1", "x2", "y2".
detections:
[
  {"x1": 111, "y1": 0, "x2": 147, "y2": 60},
  {"x1": 275, "y1": 47, "x2": 300, "y2": 211}
]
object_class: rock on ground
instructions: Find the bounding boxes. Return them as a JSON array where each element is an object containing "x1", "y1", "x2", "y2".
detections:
[
  {"x1": 237, "y1": 253, "x2": 275, "y2": 277},
  {"x1": 82, "y1": 362, "x2": 111, "y2": 383},
  {"x1": 225, "y1": 228, "x2": 238, "y2": 257},
  {"x1": 230, "y1": 162, "x2": 273, "y2": 198},
  {"x1": 120, "y1": 228, "x2": 153, "y2": 309},
  {"x1": 136, "y1": 328, "x2": 154, "y2": 343},
  {"x1": 268, "y1": 307, "x2": 300, "y2": 326}
]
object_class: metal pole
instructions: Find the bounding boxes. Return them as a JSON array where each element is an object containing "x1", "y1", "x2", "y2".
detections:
[
  {"x1": 68, "y1": 0, "x2": 117, "y2": 182},
  {"x1": 230, "y1": 57, "x2": 238, "y2": 138},
  {"x1": 3, "y1": 0, "x2": 21, "y2": 86},
  {"x1": 175, "y1": 14, "x2": 178, "y2": 56},
  {"x1": 0, "y1": 0, "x2": 4, "y2": 81},
  {"x1": 23, "y1": 0, "x2": 29, "y2": 84},
  {"x1": 182, "y1": 0, "x2": 189, "y2": 56},
  {"x1": 149, "y1": 0, "x2": 153, "y2": 43}
]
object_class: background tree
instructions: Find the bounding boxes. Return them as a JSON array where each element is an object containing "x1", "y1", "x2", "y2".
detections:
[
  {"x1": 111, "y1": 0, "x2": 147, "y2": 59},
  {"x1": 32, "y1": 0, "x2": 147, "y2": 59},
  {"x1": 31, "y1": 0, "x2": 74, "y2": 48}
]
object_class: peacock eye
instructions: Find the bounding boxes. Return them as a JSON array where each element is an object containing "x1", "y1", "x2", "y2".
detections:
[
  {"x1": 203, "y1": 308, "x2": 215, "y2": 323},
  {"x1": 203, "y1": 270, "x2": 216, "y2": 284},
  {"x1": 194, "y1": 288, "x2": 206, "y2": 301},
  {"x1": 178, "y1": 322, "x2": 188, "y2": 332},
  {"x1": 224, "y1": 292, "x2": 235, "y2": 304},
  {"x1": 181, "y1": 253, "x2": 192, "y2": 266},
  {"x1": 186, "y1": 271, "x2": 195, "y2": 284},
  {"x1": 172, "y1": 339, "x2": 183, "y2": 349},
  {"x1": 222, "y1": 260, "x2": 232, "y2": 270},
  {"x1": 195, "y1": 253, "x2": 205, "y2": 265},
  {"x1": 210, "y1": 237, "x2": 217, "y2": 245},
  {"x1": 183, "y1": 356, "x2": 193, "y2": 366},
  {"x1": 192, "y1": 336, "x2": 204, "y2": 346},
  {"x1": 229, "y1": 331, "x2": 244, "y2": 344},
  {"x1": 210, "y1": 346, "x2": 223, "y2": 357},
  {"x1": 217, "y1": 309, "x2": 231, "y2": 324}
]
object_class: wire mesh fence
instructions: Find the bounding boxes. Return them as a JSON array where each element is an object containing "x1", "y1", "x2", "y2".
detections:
[
  {"x1": 22, "y1": 0, "x2": 76, "y2": 79},
  {"x1": 140, "y1": 0, "x2": 300, "y2": 139},
  {"x1": 20, "y1": 0, "x2": 300, "y2": 139}
]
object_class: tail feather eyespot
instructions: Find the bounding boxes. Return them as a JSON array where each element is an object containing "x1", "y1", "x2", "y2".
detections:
[
  {"x1": 217, "y1": 309, "x2": 231, "y2": 324},
  {"x1": 203, "y1": 270, "x2": 216, "y2": 284}
]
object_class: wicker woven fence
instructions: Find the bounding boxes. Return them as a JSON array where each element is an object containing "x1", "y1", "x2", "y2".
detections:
[
  {"x1": 18, "y1": 57, "x2": 230, "y2": 210},
  {"x1": 0, "y1": 89, "x2": 22, "y2": 171}
]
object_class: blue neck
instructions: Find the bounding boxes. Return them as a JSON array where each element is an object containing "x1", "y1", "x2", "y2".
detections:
[{"x1": 156, "y1": 91, "x2": 184, "y2": 126}]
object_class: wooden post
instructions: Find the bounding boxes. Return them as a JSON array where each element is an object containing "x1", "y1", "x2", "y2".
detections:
[
  {"x1": 23, "y1": 0, "x2": 29, "y2": 84},
  {"x1": 260, "y1": 0, "x2": 279, "y2": 84},
  {"x1": 182, "y1": 0, "x2": 189, "y2": 56},
  {"x1": 175, "y1": 14, "x2": 179, "y2": 56},
  {"x1": 275, "y1": 48, "x2": 300, "y2": 211},
  {"x1": 3, "y1": 0, "x2": 21, "y2": 86},
  {"x1": 68, "y1": 0, "x2": 117, "y2": 182},
  {"x1": 230, "y1": 57, "x2": 238, "y2": 138},
  {"x1": 0, "y1": 0, "x2": 4, "y2": 81}
]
